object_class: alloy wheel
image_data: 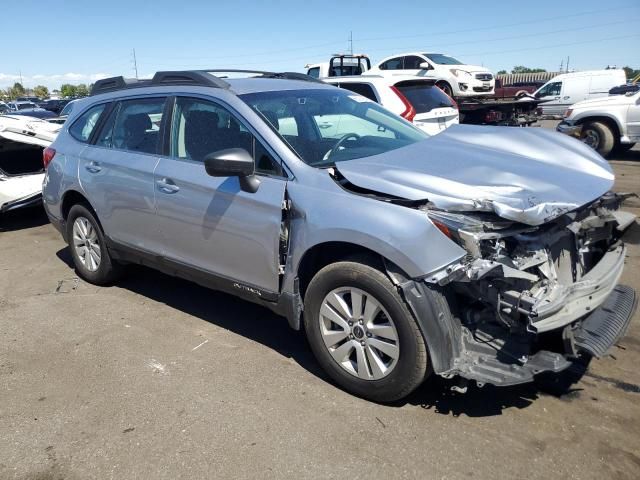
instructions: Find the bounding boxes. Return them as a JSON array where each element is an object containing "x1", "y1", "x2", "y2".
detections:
[
  {"x1": 72, "y1": 216, "x2": 101, "y2": 272},
  {"x1": 319, "y1": 287, "x2": 399, "y2": 380},
  {"x1": 582, "y1": 128, "x2": 601, "y2": 149}
]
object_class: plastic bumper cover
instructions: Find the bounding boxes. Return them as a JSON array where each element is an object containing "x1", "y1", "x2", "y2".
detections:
[{"x1": 557, "y1": 121, "x2": 582, "y2": 138}]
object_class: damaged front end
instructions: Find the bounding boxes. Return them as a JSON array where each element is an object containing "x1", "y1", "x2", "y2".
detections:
[{"x1": 422, "y1": 193, "x2": 637, "y2": 387}]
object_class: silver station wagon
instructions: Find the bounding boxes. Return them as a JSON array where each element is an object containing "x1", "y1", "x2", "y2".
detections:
[{"x1": 42, "y1": 70, "x2": 637, "y2": 402}]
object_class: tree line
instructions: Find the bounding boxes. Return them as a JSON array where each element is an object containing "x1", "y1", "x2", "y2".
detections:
[
  {"x1": 0, "y1": 82, "x2": 92, "y2": 101},
  {"x1": 497, "y1": 65, "x2": 639, "y2": 78}
]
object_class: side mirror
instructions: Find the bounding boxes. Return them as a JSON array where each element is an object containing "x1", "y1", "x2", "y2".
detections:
[
  {"x1": 419, "y1": 62, "x2": 432, "y2": 70},
  {"x1": 204, "y1": 148, "x2": 261, "y2": 193}
]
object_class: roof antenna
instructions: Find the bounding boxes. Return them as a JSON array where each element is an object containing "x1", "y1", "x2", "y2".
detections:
[{"x1": 132, "y1": 48, "x2": 139, "y2": 79}]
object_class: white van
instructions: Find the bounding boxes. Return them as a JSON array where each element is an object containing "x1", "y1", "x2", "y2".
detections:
[{"x1": 533, "y1": 69, "x2": 626, "y2": 116}]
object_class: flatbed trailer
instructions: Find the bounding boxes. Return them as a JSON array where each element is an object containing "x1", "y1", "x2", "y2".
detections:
[{"x1": 457, "y1": 97, "x2": 542, "y2": 126}]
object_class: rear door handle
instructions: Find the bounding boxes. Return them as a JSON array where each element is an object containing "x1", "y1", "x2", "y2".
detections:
[
  {"x1": 85, "y1": 161, "x2": 101, "y2": 173},
  {"x1": 156, "y1": 178, "x2": 180, "y2": 194}
]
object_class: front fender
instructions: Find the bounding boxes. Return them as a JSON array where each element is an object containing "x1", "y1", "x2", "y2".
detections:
[{"x1": 285, "y1": 179, "x2": 467, "y2": 288}]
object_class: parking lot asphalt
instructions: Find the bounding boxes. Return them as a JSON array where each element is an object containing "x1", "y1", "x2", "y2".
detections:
[{"x1": 1, "y1": 124, "x2": 639, "y2": 480}]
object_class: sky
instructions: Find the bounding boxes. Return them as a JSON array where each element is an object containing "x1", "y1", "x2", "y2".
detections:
[{"x1": 1, "y1": 0, "x2": 639, "y2": 90}]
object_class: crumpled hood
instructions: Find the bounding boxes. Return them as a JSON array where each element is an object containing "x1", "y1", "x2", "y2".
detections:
[{"x1": 335, "y1": 124, "x2": 614, "y2": 226}]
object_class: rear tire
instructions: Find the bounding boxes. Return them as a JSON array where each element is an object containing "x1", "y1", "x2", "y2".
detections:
[
  {"x1": 66, "y1": 204, "x2": 122, "y2": 285},
  {"x1": 581, "y1": 121, "x2": 616, "y2": 157},
  {"x1": 303, "y1": 258, "x2": 429, "y2": 402}
]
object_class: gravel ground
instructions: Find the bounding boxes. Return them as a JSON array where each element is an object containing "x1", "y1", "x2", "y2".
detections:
[{"x1": 1, "y1": 125, "x2": 639, "y2": 480}]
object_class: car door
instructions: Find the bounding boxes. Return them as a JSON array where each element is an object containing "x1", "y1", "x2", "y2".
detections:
[
  {"x1": 153, "y1": 96, "x2": 287, "y2": 295},
  {"x1": 536, "y1": 81, "x2": 563, "y2": 115},
  {"x1": 403, "y1": 55, "x2": 435, "y2": 79},
  {"x1": 78, "y1": 96, "x2": 167, "y2": 253},
  {"x1": 627, "y1": 93, "x2": 640, "y2": 141}
]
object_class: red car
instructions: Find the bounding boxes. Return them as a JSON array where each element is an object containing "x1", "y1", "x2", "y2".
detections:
[{"x1": 493, "y1": 79, "x2": 544, "y2": 99}]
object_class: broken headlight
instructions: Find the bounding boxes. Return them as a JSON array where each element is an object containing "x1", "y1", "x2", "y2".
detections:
[{"x1": 426, "y1": 210, "x2": 519, "y2": 257}]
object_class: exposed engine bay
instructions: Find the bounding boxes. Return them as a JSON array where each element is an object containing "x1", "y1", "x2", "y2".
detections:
[
  {"x1": 422, "y1": 193, "x2": 637, "y2": 386},
  {"x1": 0, "y1": 115, "x2": 60, "y2": 213}
]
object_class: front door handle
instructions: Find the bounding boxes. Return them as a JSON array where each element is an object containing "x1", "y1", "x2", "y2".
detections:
[
  {"x1": 156, "y1": 178, "x2": 180, "y2": 194},
  {"x1": 85, "y1": 161, "x2": 101, "y2": 173}
]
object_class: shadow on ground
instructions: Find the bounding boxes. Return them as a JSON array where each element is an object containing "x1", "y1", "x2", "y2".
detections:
[
  {"x1": 617, "y1": 148, "x2": 640, "y2": 162},
  {"x1": 399, "y1": 365, "x2": 588, "y2": 417},
  {"x1": 54, "y1": 248, "x2": 595, "y2": 417},
  {"x1": 0, "y1": 205, "x2": 49, "y2": 232},
  {"x1": 100, "y1": 261, "x2": 323, "y2": 378}
]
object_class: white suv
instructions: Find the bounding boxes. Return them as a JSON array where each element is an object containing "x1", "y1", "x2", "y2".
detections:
[
  {"x1": 368, "y1": 52, "x2": 495, "y2": 98},
  {"x1": 324, "y1": 75, "x2": 459, "y2": 135},
  {"x1": 557, "y1": 90, "x2": 640, "y2": 157}
]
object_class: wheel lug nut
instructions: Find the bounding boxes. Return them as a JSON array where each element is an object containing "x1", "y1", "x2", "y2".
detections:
[
  {"x1": 348, "y1": 321, "x2": 353, "y2": 326},
  {"x1": 360, "y1": 341, "x2": 365, "y2": 346},
  {"x1": 367, "y1": 332, "x2": 372, "y2": 337},
  {"x1": 359, "y1": 320, "x2": 363, "y2": 325},
  {"x1": 349, "y1": 334, "x2": 354, "y2": 339}
]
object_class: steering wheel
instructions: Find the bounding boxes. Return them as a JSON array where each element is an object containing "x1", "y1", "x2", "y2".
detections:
[{"x1": 326, "y1": 133, "x2": 361, "y2": 160}]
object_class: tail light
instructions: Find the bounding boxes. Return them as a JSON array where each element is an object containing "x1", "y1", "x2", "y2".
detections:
[
  {"x1": 390, "y1": 86, "x2": 416, "y2": 122},
  {"x1": 43, "y1": 147, "x2": 56, "y2": 169}
]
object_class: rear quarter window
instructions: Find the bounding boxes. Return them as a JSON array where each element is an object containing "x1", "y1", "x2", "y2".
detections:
[{"x1": 68, "y1": 104, "x2": 107, "y2": 143}]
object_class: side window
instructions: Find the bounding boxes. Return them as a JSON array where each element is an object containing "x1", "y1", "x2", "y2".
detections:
[
  {"x1": 379, "y1": 57, "x2": 403, "y2": 70},
  {"x1": 307, "y1": 67, "x2": 320, "y2": 79},
  {"x1": 95, "y1": 104, "x2": 119, "y2": 147},
  {"x1": 403, "y1": 56, "x2": 424, "y2": 70},
  {"x1": 171, "y1": 97, "x2": 283, "y2": 176},
  {"x1": 109, "y1": 98, "x2": 166, "y2": 154},
  {"x1": 68, "y1": 104, "x2": 106, "y2": 143},
  {"x1": 254, "y1": 140, "x2": 283, "y2": 177},
  {"x1": 537, "y1": 81, "x2": 562, "y2": 98},
  {"x1": 339, "y1": 83, "x2": 378, "y2": 102}
]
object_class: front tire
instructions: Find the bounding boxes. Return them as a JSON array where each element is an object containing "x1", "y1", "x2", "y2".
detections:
[
  {"x1": 436, "y1": 81, "x2": 454, "y2": 98},
  {"x1": 66, "y1": 204, "x2": 122, "y2": 285},
  {"x1": 581, "y1": 121, "x2": 616, "y2": 157},
  {"x1": 303, "y1": 259, "x2": 429, "y2": 402}
]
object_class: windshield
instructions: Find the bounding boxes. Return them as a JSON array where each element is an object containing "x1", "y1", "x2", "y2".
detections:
[
  {"x1": 423, "y1": 53, "x2": 463, "y2": 65},
  {"x1": 240, "y1": 89, "x2": 427, "y2": 167}
]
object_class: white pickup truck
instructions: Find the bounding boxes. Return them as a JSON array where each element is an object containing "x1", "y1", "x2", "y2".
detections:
[{"x1": 557, "y1": 90, "x2": 640, "y2": 157}]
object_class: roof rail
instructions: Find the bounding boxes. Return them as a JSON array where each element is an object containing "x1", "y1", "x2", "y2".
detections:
[
  {"x1": 90, "y1": 69, "x2": 322, "y2": 96},
  {"x1": 261, "y1": 72, "x2": 325, "y2": 83},
  {"x1": 200, "y1": 69, "x2": 323, "y2": 83},
  {"x1": 152, "y1": 71, "x2": 230, "y2": 89},
  {"x1": 90, "y1": 76, "x2": 150, "y2": 95}
]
